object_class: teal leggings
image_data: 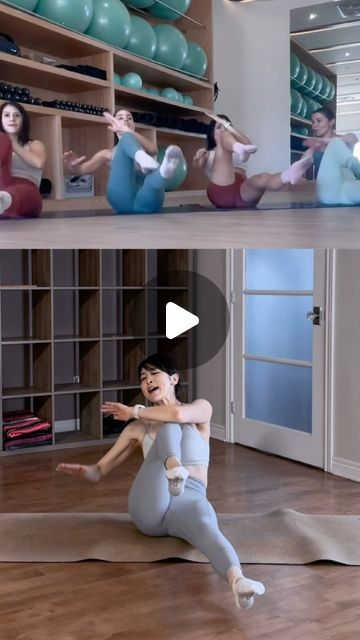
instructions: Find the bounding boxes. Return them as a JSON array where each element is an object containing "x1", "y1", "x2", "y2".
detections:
[
  {"x1": 107, "y1": 133, "x2": 166, "y2": 214},
  {"x1": 316, "y1": 138, "x2": 360, "y2": 205}
]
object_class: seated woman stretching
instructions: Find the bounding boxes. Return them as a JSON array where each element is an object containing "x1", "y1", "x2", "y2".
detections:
[
  {"x1": 57, "y1": 353, "x2": 265, "y2": 611},
  {"x1": 63, "y1": 109, "x2": 183, "y2": 214},
  {"x1": 301, "y1": 107, "x2": 359, "y2": 205},
  {"x1": 193, "y1": 112, "x2": 313, "y2": 209},
  {"x1": 0, "y1": 101, "x2": 46, "y2": 217}
]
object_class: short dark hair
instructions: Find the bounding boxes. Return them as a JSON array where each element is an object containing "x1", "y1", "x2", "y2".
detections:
[
  {"x1": 312, "y1": 106, "x2": 335, "y2": 123},
  {"x1": 207, "y1": 113, "x2": 232, "y2": 150},
  {"x1": 0, "y1": 101, "x2": 31, "y2": 145},
  {"x1": 138, "y1": 353, "x2": 182, "y2": 400}
]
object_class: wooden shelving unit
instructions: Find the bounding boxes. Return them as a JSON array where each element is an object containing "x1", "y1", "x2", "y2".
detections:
[
  {"x1": 0, "y1": 1, "x2": 213, "y2": 210},
  {"x1": 0, "y1": 249, "x2": 193, "y2": 455}
]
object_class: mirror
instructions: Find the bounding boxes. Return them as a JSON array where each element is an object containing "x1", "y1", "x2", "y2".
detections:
[{"x1": 290, "y1": 1, "x2": 360, "y2": 160}]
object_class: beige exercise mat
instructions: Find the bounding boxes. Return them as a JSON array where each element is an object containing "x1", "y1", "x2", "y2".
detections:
[{"x1": 1, "y1": 508, "x2": 359, "y2": 565}]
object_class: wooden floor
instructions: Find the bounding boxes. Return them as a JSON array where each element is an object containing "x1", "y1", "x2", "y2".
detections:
[
  {"x1": 0, "y1": 440, "x2": 359, "y2": 640},
  {"x1": 1, "y1": 205, "x2": 360, "y2": 249}
]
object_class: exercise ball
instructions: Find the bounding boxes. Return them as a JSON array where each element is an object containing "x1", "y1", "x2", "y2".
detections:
[
  {"x1": 148, "y1": 0, "x2": 192, "y2": 21},
  {"x1": 153, "y1": 24, "x2": 188, "y2": 69},
  {"x1": 160, "y1": 87, "x2": 178, "y2": 101},
  {"x1": 295, "y1": 62, "x2": 308, "y2": 86},
  {"x1": 35, "y1": 0, "x2": 94, "y2": 32},
  {"x1": 177, "y1": 92, "x2": 184, "y2": 102},
  {"x1": 302, "y1": 67, "x2": 316, "y2": 95},
  {"x1": 125, "y1": 15, "x2": 157, "y2": 59},
  {"x1": 147, "y1": 87, "x2": 160, "y2": 95},
  {"x1": 290, "y1": 52, "x2": 300, "y2": 79},
  {"x1": 299, "y1": 97, "x2": 307, "y2": 119},
  {"x1": 327, "y1": 81, "x2": 336, "y2": 102},
  {"x1": 122, "y1": 72, "x2": 142, "y2": 90},
  {"x1": 113, "y1": 73, "x2": 122, "y2": 85},
  {"x1": 85, "y1": 0, "x2": 131, "y2": 48},
  {"x1": 320, "y1": 76, "x2": 330, "y2": 100},
  {"x1": 8, "y1": 0, "x2": 39, "y2": 10},
  {"x1": 183, "y1": 95, "x2": 193, "y2": 105},
  {"x1": 290, "y1": 89, "x2": 302, "y2": 116},
  {"x1": 312, "y1": 72, "x2": 322, "y2": 96},
  {"x1": 181, "y1": 40, "x2": 207, "y2": 77},
  {"x1": 123, "y1": 0, "x2": 154, "y2": 7},
  {"x1": 157, "y1": 146, "x2": 187, "y2": 191}
]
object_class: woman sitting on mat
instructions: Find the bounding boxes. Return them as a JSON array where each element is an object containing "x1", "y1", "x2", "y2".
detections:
[
  {"x1": 0, "y1": 101, "x2": 46, "y2": 218},
  {"x1": 301, "y1": 107, "x2": 360, "y2": 206},
  {"x1": 193, "y1": 112, "x2": 313, "y2": 209},
  {"x1": 57, "y1": 352, "x2": 265, "y2": 611},
  {"x1": 63, "y1": 109, "x2": 183, "y2": 214}
]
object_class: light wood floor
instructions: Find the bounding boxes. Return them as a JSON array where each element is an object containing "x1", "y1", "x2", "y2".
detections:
[
  {"x1": 0, "y1": 440, "x2": 359, "y2": 640},
  {"x1": 1, "y1": 206, "x2": 360, "y2": 249}
]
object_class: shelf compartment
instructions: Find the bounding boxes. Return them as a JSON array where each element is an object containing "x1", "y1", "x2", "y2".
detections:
[
  {"x1": 2, "y1": 342, "x2": 52, "y2": 395},
  {"x1": 53, "y1": 250, "x2": 76, "y2": 287},
  {"x1": 0, "y1": 249, "x2": 29, "y2": 286},
  {"x1": 103, "y1": 339, "x2": 146, "y2": 387},
  {"x1": 1, "y1": 290, "x2": 31, "y2": 340},
  {"x1": 54, "y1": 391, "x2": 101, "y2": 444},
  {"x1": 122, "y1": 290, "x2": 146, "y2": 337},
  {"x1": 102, "y1": 289, "x2": 122, "y2": 336},
  {"x1": 123, "y1": 250, "x2": 146, "y2": 287}
]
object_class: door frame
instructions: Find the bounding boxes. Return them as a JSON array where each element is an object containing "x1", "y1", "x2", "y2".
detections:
[{"x1": 225, "y1": 249, "x2": 335, "y2": 472}]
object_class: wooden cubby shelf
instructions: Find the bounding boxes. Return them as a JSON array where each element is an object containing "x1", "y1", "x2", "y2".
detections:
[
  {"x1": 0, "y1": 0, "x2": 213, "y2": 211},
  {"x1": 0, "y1": 249, "x2": 193, "y2": 455}
]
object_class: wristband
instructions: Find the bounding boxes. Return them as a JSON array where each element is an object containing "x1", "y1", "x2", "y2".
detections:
[{"x1": 133, "y1": 404, "x2": 145, "y2": 420}]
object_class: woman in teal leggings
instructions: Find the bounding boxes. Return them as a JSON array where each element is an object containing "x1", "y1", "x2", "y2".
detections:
[
  {"x1": 57, "y1": 353, "x2": 265, "y2": 611},
  {"x1": 63, "y1": 110, "x2": 183, "y2": 214}
]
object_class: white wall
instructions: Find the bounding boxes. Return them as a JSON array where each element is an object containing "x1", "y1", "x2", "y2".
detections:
[{"x1": 212, "y1": 0, "x2": 331, "y2": 174}]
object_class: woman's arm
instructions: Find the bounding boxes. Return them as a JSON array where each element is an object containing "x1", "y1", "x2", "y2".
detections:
[
  {"x1": 206, "y1": 112, "x2": 253, "y2": 145},
  {"x1": 102, "y1": 399, "x2": 213, "y2": 425},
  {"x1": 63, "y1": 148, "x2": 112, "y2": 175},
  {"x1": 132, "y1": 132, "x2": 158, "y2": 156},
  {"x1": 193, "y1": 147, "x2": 209, "y2": 170},
  {"x1": 56, "y1": 423, "x2": 142, "y2": 480},
  {"x1": 12, "y1": 139, "x2": 46, "y2": 170},
  {"x1": 338, "y1": 132, "x2": 358, "y2": 150}
]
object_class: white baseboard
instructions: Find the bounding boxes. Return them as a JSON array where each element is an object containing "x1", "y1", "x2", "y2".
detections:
[
  {"x1": 331, "y1": 457, "x2": 360, "y2": 483},
  {"x1": 210, "y1": 422, "x2": 226, "y2": 441},
  {"x1": 55, "y1": 419, "x2": 80, "y2": 433}
]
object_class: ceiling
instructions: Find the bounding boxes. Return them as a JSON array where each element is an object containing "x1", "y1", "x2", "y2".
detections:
[{"x1": 290, "y1": 1, "x2": 360, "y2": 120}]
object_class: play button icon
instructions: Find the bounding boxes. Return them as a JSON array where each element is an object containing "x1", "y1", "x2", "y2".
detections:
[{"x1": 166, "y1": 302, "x2": 199, "y2": 339}]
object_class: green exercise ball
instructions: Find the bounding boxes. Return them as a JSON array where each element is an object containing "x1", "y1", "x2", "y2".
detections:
[
  {"x1": 35, "y1": 0, "x2": 94, "y2": 32},
  {"x1": 183, "y1": 95, "x2": 194, "y2": 105},
  {"x1": 299, "y1": 97, "x2": 307, "y2": 119},
  {"x1": 157, "y1": 146, "x2": 187, "y2": 191},
  {"x1": 312, "y1": 72, "x2": 322, "y2": 95},
  {"x1": 160, "y1": 87, "x2": 178, "y2": 101},
  {"x1": 177, "y1": 92, "x2": 184, "y2": 102},
  {"x1": 320, "y1": 76, "x2": 331, "y2": 100},
  {"x1": 8, "y1": 0, "x2": 39, "y2": 10},
  {"x1": 123, "y1": 0, "x2": 154, "y2": 6},
  {"x1": 181, "y1": 40, "x2": 208, "y2": 77},
  {"x1": 327, "y1": 81, "x2": 336, "y2": 101},
  {"x1": 113, "y1": 73, "x2": 122, "y2": 85},
  {"x1": 122, "y1": 72, "x2": 142, "y2": 90},
  {"x1": 153, "y1": 24, "x2": 188, "y2": 69},
  {"x1": 303, "y1": 67, "x2": 316, "y2": 94},
  {"x1": 147, "y1": 87, "x2": 160, "y2": 95},
  {"x1": 148, "y1": 0, "x2": 192, "y2": 21},
  {"x1": 290, "y1": 52, "x2": 300, "y2": 79},
  {"x1": 85, "y1": 0, "x2": 131, "y2": 48},
  {"x1": 290, "y1": 89, "x2": 302, "y2": 116},
  {"x1": 125, "y1": 15, "x2": 157, "y2": 59},
  {"x1": 295, "y1": 62, "x2": 308, "y2": 86}
]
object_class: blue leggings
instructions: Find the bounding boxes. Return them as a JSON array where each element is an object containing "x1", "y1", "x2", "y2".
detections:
[
  {"x1": 128, "y1": 422, "x2": 240, "y2": 577},
  {"x1": 317, "y1": 138, "x2": 360, "y2": 205},
  {"x1": 107, "y1": 133, "x2": 166, "y2": 214}
]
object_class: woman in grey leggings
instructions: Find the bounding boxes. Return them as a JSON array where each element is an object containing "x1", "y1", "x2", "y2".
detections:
[{"x1": 57, "y1": 353, "x2": 265, "y2": 610}]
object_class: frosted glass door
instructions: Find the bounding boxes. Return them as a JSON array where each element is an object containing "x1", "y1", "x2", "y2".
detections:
[{"x1": 233, "y1": 250, "x2": 326, "y2": 468}]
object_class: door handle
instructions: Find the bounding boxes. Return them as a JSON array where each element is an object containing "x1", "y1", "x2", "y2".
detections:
[{"x1": 306, "y1": 305, "x2": 323, "y2": 325}]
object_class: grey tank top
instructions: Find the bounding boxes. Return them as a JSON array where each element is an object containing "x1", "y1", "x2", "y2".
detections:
[
  {"x1": 12, "y1": 147, "x2": 42, "y2": 187},
  {"x1": 142, "y1": 424, "x2": 210, "y2": 467}
]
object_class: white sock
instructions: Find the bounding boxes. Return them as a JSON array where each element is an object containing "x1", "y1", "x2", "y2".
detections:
[
  {"x1": 232, "y1": 576, "x2": 265, "y2": 610},
  {"x1": 233, "y1": 142, "x2": 257, "y2": 163},
  {"x1": 159, "y1": 145, "x2": 183, "y2": 179},
  {"x1": 0, "y1": 191, "x2": 12, "y2": 215},
  {"x1": 281, "y1": 155, "x2": 313, "y2": 185},
  {"x1": 134, "y1": 149, "x2": 159, "y2": 174},
  {"x1": 166, "y1": 465, "x2": 189, "y2": 497}
]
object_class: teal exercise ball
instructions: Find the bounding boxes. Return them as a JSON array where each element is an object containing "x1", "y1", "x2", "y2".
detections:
[
  {"x1": 8, "y1": 0, "x2": 39, "y2": 10},
  {"x1": 290, "y1": 52, "x2": 300, "y2": 79},
  {"x1": 153, "y1": 24, "x2": 188, "y2": 69},
  {"x1": 86, "y1": 0, "x2": 131, "y2": 48},
  {"x1": 299, "y1": 96, "x2": 307, "y2": 119},
  {"x1": 122, "y1": 72, "x2": 142, "y2": 89},
  {"x1": 183, "y1": 95, "x2": 193, "y2": 105},
  {"x1": 295, "y1": 62, "x2": 308, "y2": 86},
  {"x1": 303, "y1": 67, "x2": 316, "y2": 94},
  {"x1": 182, "y1": 40, "x2": 208, "y2": 77},
  {"x1": 160, "y1": 87, "x2": 178, "y2": 100},
  {"x1": 147, "y1": 87, "x2": 160, "y2": 95},
  {"x1": 320, "y1": 76, "x2": 330, "y2": 100},
  {"x1": 123, "y1": 0, "x2": 154, "y2": 6},
  {"x1": 157, "y1": 146, "x2": 187, "y2": 191},
  {"x1": 327, "y1": 81, "x2": 336, "y2": 101},
  {"x1": 148, "y1": 0, "x2": 192, "y2": 21},
  {"x1": 125, "y1": 15, "x2": 157, "y2": 59},
  {"x1": 290, "y1": 89, "x2": 302, "y2": 116},
  {"x1": 113, "y1": 73, "x2": 122, "y2": 85},
  {"x1": 312, "y1": 72, "x2": 322, "y2": 95},
  {"x1": 35, "y1": 0, "x2": 94, "y2": 32}
]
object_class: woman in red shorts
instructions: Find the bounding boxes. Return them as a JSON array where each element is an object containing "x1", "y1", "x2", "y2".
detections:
[
  {"x1": 0, "y1": 102, "x2": 46, "y2": 218},
  {"x1": 194, "y1": 113, "x2": 312, "y2": 209}
]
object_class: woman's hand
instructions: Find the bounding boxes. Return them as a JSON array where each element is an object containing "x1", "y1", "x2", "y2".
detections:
[
  {"x1": 103, "y1": 111, "x2": 132, "y2": 135},
  {"x1": 63, "y1": 150, "x2": 86, "y2": 173},
  {"x1": 193, "y1": 147, "x2": 208, "y2": 161},
  {"x1": 303, "y1": 137, "x2": 330, "y2": 151},
  {"x1": 56, "y1": 463, "x2": 102, "y2": 482},
  {"x1": 101, "y1": 402, "x2": 134, "y2": 421}
]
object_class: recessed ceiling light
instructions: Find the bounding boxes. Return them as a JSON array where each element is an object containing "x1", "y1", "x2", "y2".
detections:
[
  {"x1": 309, "y1": 12, "x2": 318, "y2": 20},
  {"x1": 345, "y1": 52, "x2": 351, "y2": 56}
]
